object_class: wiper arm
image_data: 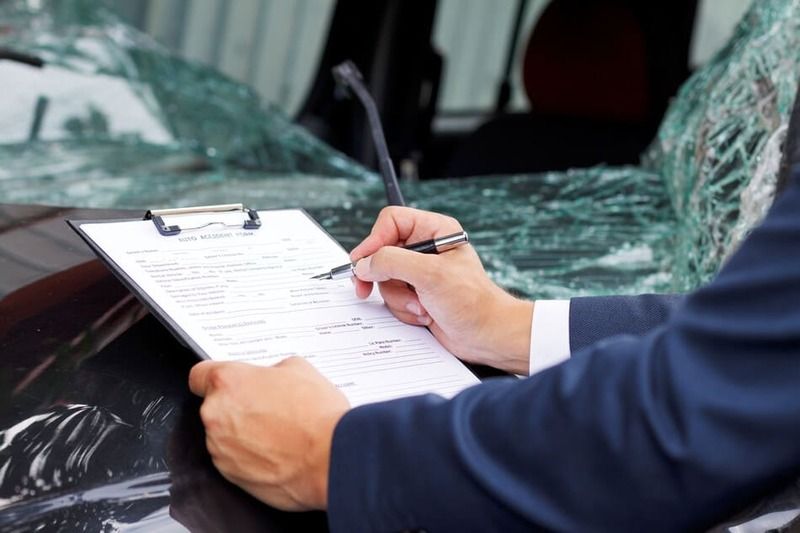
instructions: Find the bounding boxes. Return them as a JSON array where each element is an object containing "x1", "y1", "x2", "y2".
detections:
[
  {"x1": 0, "y1": 47, "x2": 44, "y2": 68},
  {"x1": 332, "y1": 60, "x2": 405, "y2": 207}
]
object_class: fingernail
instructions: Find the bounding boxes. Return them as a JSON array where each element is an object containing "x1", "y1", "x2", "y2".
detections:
[
  {"x1": 417, "y1": 314, "x2": 431, "y2": 325},
  {"x1": 354, "y1": 256, "x2": 371, "y2": 278},
  {"x1": 405, "y1": 301, "x2": 422, "y2": 316}
]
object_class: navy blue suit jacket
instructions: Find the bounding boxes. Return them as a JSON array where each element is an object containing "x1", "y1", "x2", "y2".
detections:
[{"x1": 327, "y1": 168, "x2": 800, "y2": 532}]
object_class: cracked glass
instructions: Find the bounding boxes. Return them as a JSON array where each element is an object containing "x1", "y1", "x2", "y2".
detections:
[{"x1": 0, "y1": 0, "x2": 798, "y2": 299}]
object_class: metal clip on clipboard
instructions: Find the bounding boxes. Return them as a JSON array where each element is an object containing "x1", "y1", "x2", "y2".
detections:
[{"x1": 143, "y1": 203, "x2": 262, "y2": 236}]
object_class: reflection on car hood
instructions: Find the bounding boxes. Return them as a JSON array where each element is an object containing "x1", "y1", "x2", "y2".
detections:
[{"x1": 0, "y1": 0, "x2": 374, "y2": 180}]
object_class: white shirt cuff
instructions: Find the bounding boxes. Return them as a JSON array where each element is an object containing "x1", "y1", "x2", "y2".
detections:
[{"x1": 529, "y1": 299, "x2": 572, "y2": 375}]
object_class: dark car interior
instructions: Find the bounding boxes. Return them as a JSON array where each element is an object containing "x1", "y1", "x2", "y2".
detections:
[{"x1": 297, "y1": 0, "x2": 699, "y2": 179}]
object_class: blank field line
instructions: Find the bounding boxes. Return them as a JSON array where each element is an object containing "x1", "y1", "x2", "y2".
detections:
[
  {"x1": 324, "y1": 358, "x2": 443, "y2": 379},
  {"x1": 348, "y1": 376, "x2": 464, "y2": 394},
  {"x1": 348, "y1": 381, "x2": 470, "y2": 402},
  {"x1": 309, "y1": 344, "x2": 370, "y2": 354},
  {"x1": 315, "y1": 352, "x2": 432, "y2": 371},
  {"x1": 312, "y1": 349, "x2": 371, "y2": 359}
]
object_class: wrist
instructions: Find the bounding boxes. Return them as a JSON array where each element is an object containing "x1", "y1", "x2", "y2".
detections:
[
  {"x1": 311, "y1": 408, "x2": 347, "y2": 510},
  {"x1": 484, "y1": 294, "x2": 533, "y2": 375}
]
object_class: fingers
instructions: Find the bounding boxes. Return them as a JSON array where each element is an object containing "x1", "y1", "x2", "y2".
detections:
[
  {"x1": 354, "y1": 277, "x2": 373, "y2": 299},
  {"x1": 189, "y1": 354, "x2": 346, "y2": 513},
  {"x1": 189, "y1": 358, "x2": 312, "y2": 399},
  {"x1": 349, "y1": 207, "x2": 463, "y2": 301},
  {"x1": 350, "y1": 207, "x2": 412, "y2": 260},
  {"x1": 350, "y1": 207, "x2": 462, "y2": 261},
  {"x1": 354, "y1": 246, "x2": 439, "y2": 290},
  {"x1": 273, "y1": 355, "x2": 314, "y2": 371},
  {"x1": 189, "y1": 360, "x2": 252, "y2": 397},
  {"x1": 378, "y1": 281, "x2": 430, "y2": 325},
  {"x1": 350, "y1": 232, "x2": 390, "y2": 263}
]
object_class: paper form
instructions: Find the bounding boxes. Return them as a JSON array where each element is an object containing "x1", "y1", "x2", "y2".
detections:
[{"x1": 80, "y1": 210, "x2": 479, "y2": 406}]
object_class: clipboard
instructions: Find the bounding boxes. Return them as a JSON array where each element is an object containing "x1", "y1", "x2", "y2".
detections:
[
  {"x1": 143, "y1": 203, "x2": 262, "y2": 236},
  {"x1": 67, "y1": 203, "x2": 481, "y2": 405},
  {"x1": 67, "y1": 204, "x2": 336, "y2": 358}
]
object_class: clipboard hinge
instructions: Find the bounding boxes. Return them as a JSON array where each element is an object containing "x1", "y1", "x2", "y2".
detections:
[{"x1": 143, "y1": 204, "x2": 261, "y2": 236}]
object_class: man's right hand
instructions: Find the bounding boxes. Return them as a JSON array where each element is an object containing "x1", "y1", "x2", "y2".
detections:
[{"x1": 350, "y1": 207, "x2": 533, "y2": 375}]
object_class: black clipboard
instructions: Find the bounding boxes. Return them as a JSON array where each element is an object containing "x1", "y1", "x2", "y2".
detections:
[{"x1": 67, "y1": 204, "x2": 346, "y2": 360}]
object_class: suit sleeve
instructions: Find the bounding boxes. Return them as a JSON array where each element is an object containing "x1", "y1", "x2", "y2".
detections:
[
  {"x1": 327, "y1": 170, "x2": 800, "y2": 533},
  {"x1": 569, "y1": 293, "x2": 683, "y2": 352}
]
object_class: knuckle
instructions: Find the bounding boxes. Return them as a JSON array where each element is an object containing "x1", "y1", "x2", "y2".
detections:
[
  {"x1": 277, "y1": 355, "x2": 307, "y2": 370},
  {"x1": 199, "y1": 401, "x2": 218, "y2": 428},
  {"x1": 378, "y1": 205, "x2": 400, "y2": 221},
  {"x1": 207, "y1": 366, "x2": 232, "y2": 391},
  {"x1": 444, "y1": 214, "x2": 462, "y2": 229},
  {"x1": 377, "y1": 280, "x2": 397, "y2": 298},
  {"x1": 390, "y1": 310, "x2": 417, "y2": 324},
  {"x1": 381, "y1": 280, "x2": 412, "y2": 300},
  {"x1": 208, "y1": 450, "x2": 226, "y2": 472},
  {"x1": 283, "y1": 355, "x2": 304, "y2": 366},
  {"x1": 381, "y1": 295, "x2": 405, "y2": 312}
]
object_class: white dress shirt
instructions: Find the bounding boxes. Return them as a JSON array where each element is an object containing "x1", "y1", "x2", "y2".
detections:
[{"x1": 529, "y1": 300, "x2": 572, "y2": 375}]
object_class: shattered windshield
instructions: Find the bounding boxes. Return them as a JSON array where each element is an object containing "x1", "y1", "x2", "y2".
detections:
[{"x1": 0, "y1": 0, "x2": 798, "y2": 299}]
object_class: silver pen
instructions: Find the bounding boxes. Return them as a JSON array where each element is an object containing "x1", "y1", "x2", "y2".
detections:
[{"x1": 311, "y1": 231, "x2": 470, "y2": 280}]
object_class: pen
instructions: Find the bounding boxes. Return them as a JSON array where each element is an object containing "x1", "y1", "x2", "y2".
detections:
[{"x1": 310, "y1": 231, "x2": 470, "y2": 280}]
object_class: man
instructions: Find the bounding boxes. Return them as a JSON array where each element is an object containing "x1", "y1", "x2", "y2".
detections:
[{"x1": 188, "y1": 162, "x2": 800, "y2": 530}]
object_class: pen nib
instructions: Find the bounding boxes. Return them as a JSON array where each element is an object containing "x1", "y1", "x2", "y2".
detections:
[{"x1": 310, "y1": 273, "x2": 330, "y2": 280}]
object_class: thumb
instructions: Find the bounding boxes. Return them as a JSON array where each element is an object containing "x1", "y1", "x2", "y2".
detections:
[
  {"x1": 354, "y1": 247, "x2": 438, "y2": 289},
  {"x1": 188, "y1": 360, "x2": 222, "y2": 397}
]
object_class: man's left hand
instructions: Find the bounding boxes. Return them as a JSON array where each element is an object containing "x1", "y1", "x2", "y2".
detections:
[{"x1": 188, "y1": 357, "x2": 350, "y2": 511}]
